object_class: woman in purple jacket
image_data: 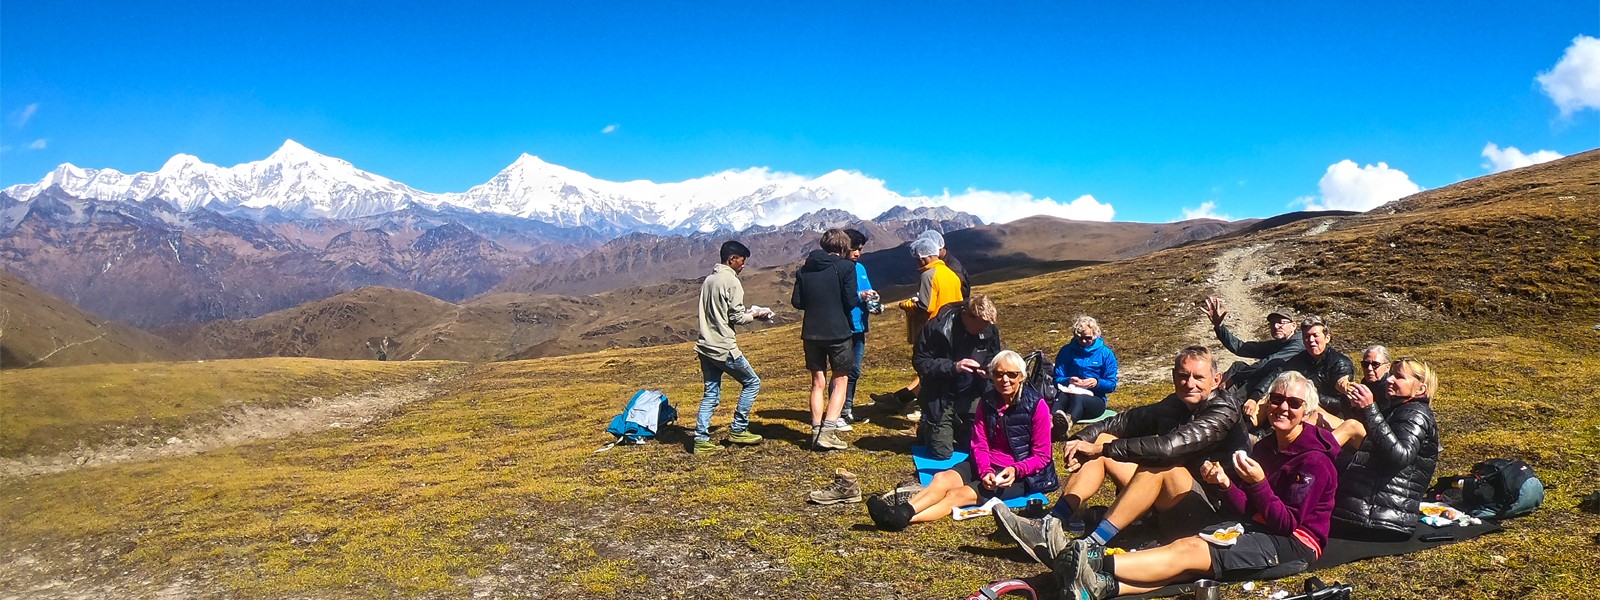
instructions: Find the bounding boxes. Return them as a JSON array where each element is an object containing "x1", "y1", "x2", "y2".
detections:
[
  {"x1": 1058, "y1": 371, "x2": 1338, "y2": 599},
  {"x1": 867, "y1": 350, "x2": 1057, "y2": 530}
]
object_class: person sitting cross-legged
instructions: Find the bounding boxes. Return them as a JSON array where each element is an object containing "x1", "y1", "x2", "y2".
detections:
[
  {"x1": 866, "y1": 350, "x2": 1057, "y2": 530},
  {"x1": 1058, "y1": 371, "x2": 1340, "y2": 599},
  {"x1": 1050, "y1": 315, "x2": 1120, "y2": 429},
  {"x1": 994, "y1": 345, "x2": 1247, "y2": 565}
]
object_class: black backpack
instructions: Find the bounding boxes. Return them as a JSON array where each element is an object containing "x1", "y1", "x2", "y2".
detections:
[
  {"x1": 1022, "y1": 350, "x2": 1059, "y2": 405},
  {"x1": 1462, "y1": 458, "x2": 1544, "y2": 519}
]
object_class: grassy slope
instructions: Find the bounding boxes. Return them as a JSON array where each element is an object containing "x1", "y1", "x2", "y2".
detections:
[{"x1": 1, "y1": 155, "x2": 1597, "y2": 599}]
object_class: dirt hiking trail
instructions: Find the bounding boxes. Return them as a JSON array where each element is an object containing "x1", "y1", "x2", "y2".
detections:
[{"x1": 0, "y1": 381, "x2": 440, "y2": 479}]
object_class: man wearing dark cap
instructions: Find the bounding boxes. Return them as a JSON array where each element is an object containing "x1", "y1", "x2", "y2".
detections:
[{"x1": 1202, "y1": 296, "x2": 1303, "y2": 404}]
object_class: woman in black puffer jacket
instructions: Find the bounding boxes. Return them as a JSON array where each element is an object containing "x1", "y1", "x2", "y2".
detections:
[{"x1": 1330, "y1": 357, "x2": 1440, "y2": 540}]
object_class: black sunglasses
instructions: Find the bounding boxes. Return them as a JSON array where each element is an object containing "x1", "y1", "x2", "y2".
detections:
[
  {"x1": 1267, "y1": 393, "x2": 1306, "y2": 410},
  {"x1": 1360, "y1": 361, "x2": 1385, "y2": 368}
]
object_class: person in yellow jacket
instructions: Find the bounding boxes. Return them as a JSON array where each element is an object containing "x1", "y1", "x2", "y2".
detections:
[
  {"x1": 871, "y1": 236, "x2": 965, "y2": 419},
  {"x1": 898, "y1": 236, "x2": 965, "y2": 333}
]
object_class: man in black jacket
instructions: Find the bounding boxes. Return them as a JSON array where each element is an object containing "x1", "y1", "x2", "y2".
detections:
[
  {"x1": 994, "y1": 345, "x2": 1247, "y2": 565},
  {"x1": 1283, "y1": 316, "x2": 1355, "y2": 419},
  {"x1": 1203, "y1": 296, "x2": 1302, "y2": 403},
  {"x1": 913, "y1": 294, "x2": 1002, "y2": 460},
  {"x1": 792, "y1": 228, "x2": 859, "y2": 451}
]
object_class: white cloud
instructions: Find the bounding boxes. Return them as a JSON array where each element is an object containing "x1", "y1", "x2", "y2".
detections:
[
  {"x1": 1482, "y1": 142, "x2": 1563, "y2": 173},
  {"x1": 932, "y1": 189, "x2": 1114, "y2": 223},
  {"x1": 601, "y1": 124, "x2": 619, "y2": 134},
  {"x1": 1180, "y1": 201, "x2": 1230, "y2": 221},
  {"x1": 27, "y1": 138, "x2": 47, "y2": 150},
  {"x1": 1538, "y1": 35, "x2": 1600, "y2": 116},
  {"x1": 1298, "y1": 160, "x2": 1422, "y2": 212},
  {"x1": 10, "y1": 103, "x2": 38, "y2": 128}
]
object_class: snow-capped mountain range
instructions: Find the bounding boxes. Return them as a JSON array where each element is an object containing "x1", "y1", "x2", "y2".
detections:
[{"x1": 2, "y1": 140, "x2": 1005, "y2": 233}]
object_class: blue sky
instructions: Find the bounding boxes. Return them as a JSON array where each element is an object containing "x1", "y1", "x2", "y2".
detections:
[{"x1": 3, "y1": 1, "x2": 1597, "y2": 223}]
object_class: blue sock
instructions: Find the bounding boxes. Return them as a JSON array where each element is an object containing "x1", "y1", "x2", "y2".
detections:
[{"x1": 1089, "y1": 520, "x2": 1119, "y2": 545}]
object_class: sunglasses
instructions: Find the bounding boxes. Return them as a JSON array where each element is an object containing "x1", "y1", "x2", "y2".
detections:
[
  {"x1": 1360, "y1": 360, "x2": 1385, "y2": 368},
  {"x1": 1266, "y1": 393, "x2": 1307, "y2": 410},
  {"x1": 993, "y1": 370, "x2": 1025, "y2": 380}
]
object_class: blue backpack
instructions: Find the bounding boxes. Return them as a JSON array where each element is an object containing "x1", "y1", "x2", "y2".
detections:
[{"x1": 604, "y1": 390, "x2": 678, "y2": 446}]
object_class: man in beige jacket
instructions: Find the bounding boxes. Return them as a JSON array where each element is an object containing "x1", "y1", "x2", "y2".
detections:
[{"x1": 693, "y1": 240, "x2": 773, "y2": 454}]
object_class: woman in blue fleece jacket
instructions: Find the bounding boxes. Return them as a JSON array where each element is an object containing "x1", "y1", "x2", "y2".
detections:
[{"x1": 1051, "y1": 315, "x2": 1119, "y2": 427}]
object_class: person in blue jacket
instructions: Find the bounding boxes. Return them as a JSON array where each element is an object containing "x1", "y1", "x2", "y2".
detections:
[
  {"x1": 1052, "y1": 315, "x2": 1119, "y2": 428},
  {"x1": 840, "y1": 228, "x2": 882, "y2": 427}
]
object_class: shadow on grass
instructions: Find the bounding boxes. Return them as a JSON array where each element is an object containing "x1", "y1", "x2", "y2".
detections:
[{"x1": 853, "y1": 434, "x2": 915, "y2": 454}]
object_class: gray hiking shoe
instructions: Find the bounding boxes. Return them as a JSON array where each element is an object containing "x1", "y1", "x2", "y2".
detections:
[
  {"x1": 814, "y1": 424, "x2": 849, "y2": 450},
  {"x1": 1071, "y1": 538, "x2": 1116, "y2": 600},
  {"x1": 995, "y1": 506, "x2": 1069, "y2": 566},
  {"x1": 807, "y1": 468, "x2": 862, "y2": 505}
]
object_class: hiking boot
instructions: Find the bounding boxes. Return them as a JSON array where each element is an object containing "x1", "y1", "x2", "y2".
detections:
[
  {"x1": 832, "y1": 418, "x2": 853, "y2": 432},
  {"x1": 995, "y1": 506, "x2": 1069, "y2": 566},
  {"x1": 693, "y1": 439, "x2": 720, "y2": 454},
  {"x1": 814, "y1": 424, "x2": 849, "y2": 451},
  {"x1": 1053, "y1": 409, "x2": 1074, "y2": 431},
  {"x1": 727, "y1": 430, "x2": 763, "y2": 445},
  {"x1": 807, "y1": 468, "x2": 862, "y2": 505},
  {"x1": 885, "y1": 481, "x2": 924, "y2": 506},
  {"x1": 1070, "y1": 538, "x2": 1115, "y2": 600}
]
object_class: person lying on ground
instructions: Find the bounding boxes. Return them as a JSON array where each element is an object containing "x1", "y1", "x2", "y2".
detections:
[
  {"x1": 866, "y1": 350, "x2": 1056, "y2": 530},
  {"x1": 792, "y1": 228, "x2": 860, "y2": 451},
  {"x1": 994, "y1": 345, "x2": 1247, "y2": 565},
  {"x1": 1051, "y1": 315, "x2": 1120, "y2": 429},
  {"x1": 1056, "y1": 371, "x2": 1340, "y2": 600},
  {"x1": 1330, "y1": 357, "x2": 1440, "y2": 541},
  {"x1": 1203, "y1": 296, "x2": 1303, "y2": 404},
  {"x1": 912, "y1": 295, "x2": 1001, "y2": 460}
]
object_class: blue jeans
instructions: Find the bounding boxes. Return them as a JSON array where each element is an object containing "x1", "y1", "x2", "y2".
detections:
[
  {"x1": 697, "y1": 353, "x2": 761, "y2": 442},
  {"x1": 844, "y1": 332, "x2": 866, "y2": 413}
]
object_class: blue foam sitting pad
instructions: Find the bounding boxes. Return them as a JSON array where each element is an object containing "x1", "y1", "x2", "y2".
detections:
[{"x1": 910, "y1": 445, "x2": 1051, "y2": 510}]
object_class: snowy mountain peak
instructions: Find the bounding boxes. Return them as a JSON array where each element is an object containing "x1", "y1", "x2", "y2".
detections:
[
  {"x1": 269, "y1": 139, "x2": 319, "y2": 160},
  {"x1": 4, "y1": 143, "x2": 1006, "y2": 233}
]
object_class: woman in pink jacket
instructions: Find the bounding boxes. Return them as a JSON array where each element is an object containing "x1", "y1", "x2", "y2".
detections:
[{"x1": 868, "y1": 350, "x2": 1059, "y2": 530}]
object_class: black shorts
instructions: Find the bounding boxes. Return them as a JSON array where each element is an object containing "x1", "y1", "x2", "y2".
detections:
[
  {"x1": 1156, "y1": 481, "x2": 1223, "y2": 539},
  {"x1": 948, "y1": 461, "x2": 1030, "y2": 502},
  {"x1": 804, "y1": 339, "x2": 855, "y2": 373},
  {"x1": 1206, "y1": 527, "x2": 1317, "y2": 582}
]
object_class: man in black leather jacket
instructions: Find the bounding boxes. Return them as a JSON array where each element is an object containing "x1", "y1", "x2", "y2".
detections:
[
  {"x1": 994, "y1": 346, "x2": 1248, "y2": 564},
  {"x1": 1283, "y1": 316, "x2": 1355, "y2": 419},
  {"x1": 913, "y1": 295, "x2": 1002, "y2": 460}
]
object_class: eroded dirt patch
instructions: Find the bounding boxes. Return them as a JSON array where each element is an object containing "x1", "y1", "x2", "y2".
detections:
[{"x1": 0, "y1": 381, "x2": 439, "y2": 479}]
